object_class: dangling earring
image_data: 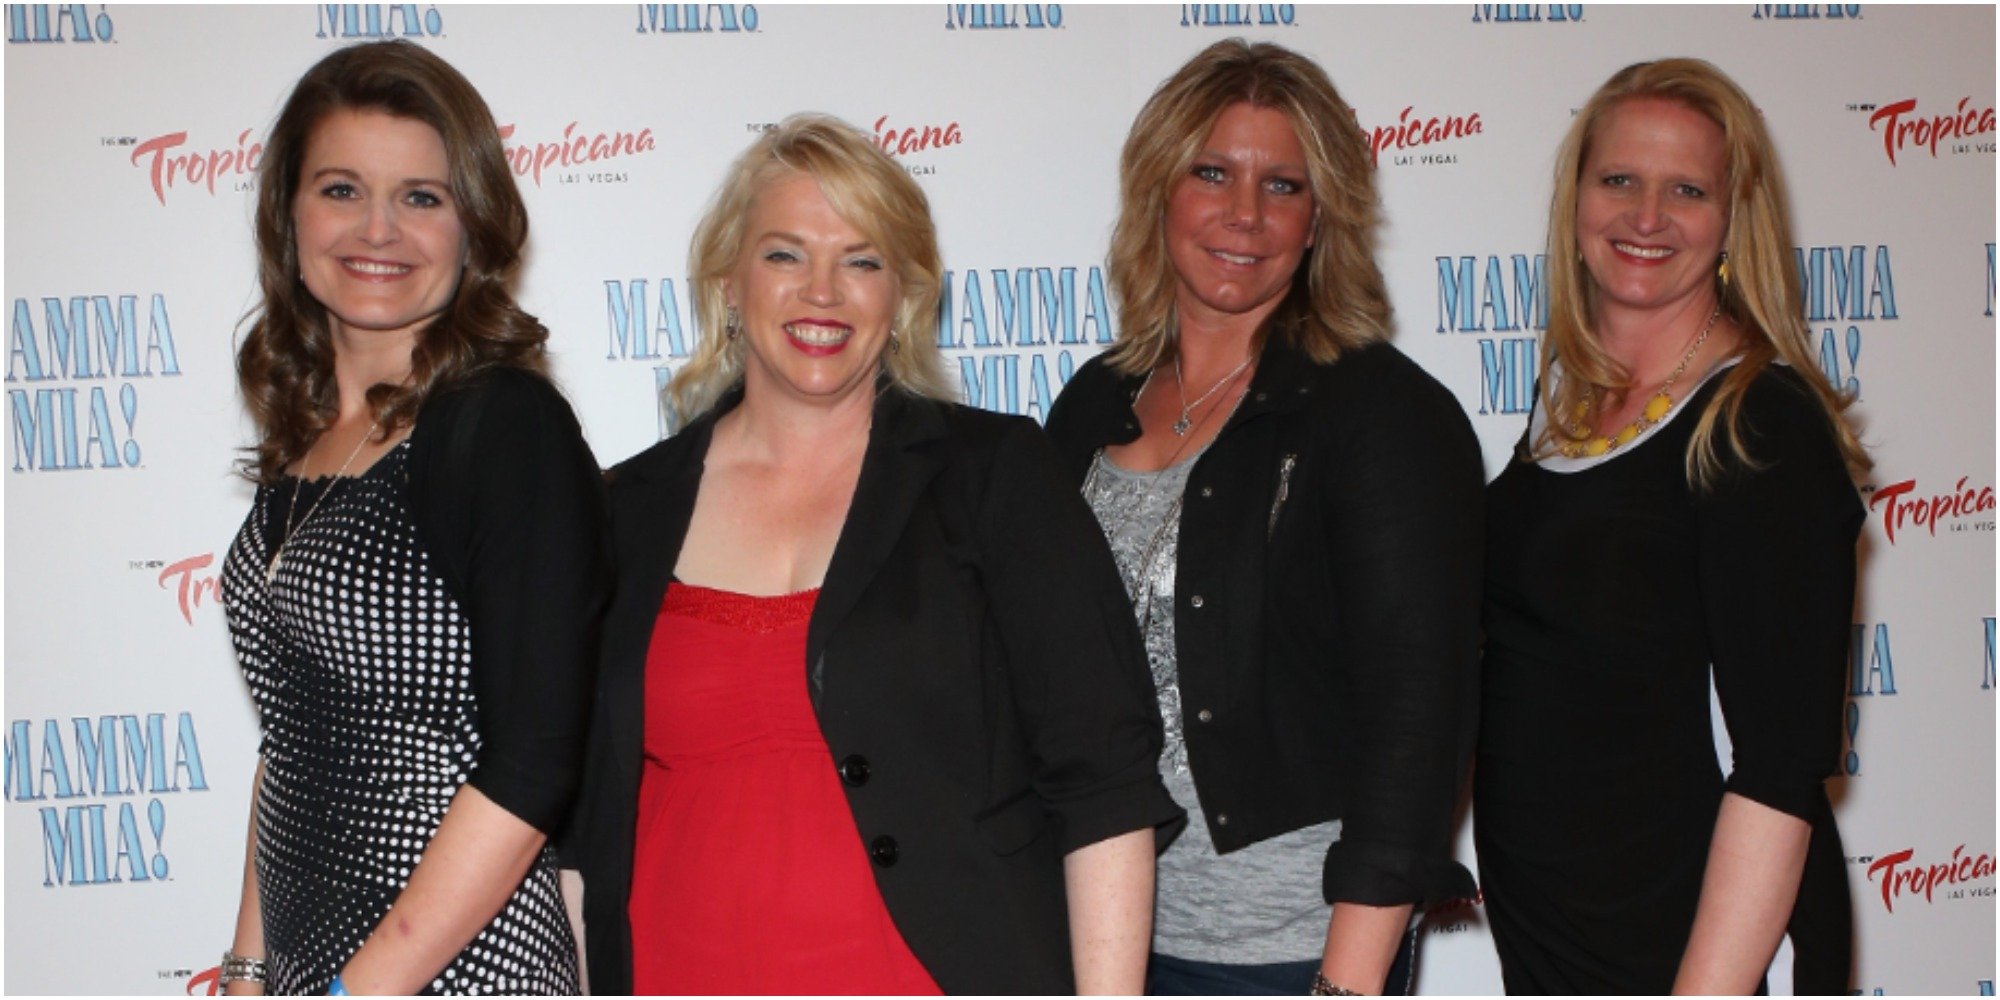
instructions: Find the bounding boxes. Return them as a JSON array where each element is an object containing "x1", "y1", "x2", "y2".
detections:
[
  {"x1": 725, "y1": 306, "x2": 741, "y2": 340},
  {"x1": 888, "y1": 329, "x2": 901, "y2": 354},
  {"x1": 1716, "y1": 252, "x2": 1731, "y2": 289}
]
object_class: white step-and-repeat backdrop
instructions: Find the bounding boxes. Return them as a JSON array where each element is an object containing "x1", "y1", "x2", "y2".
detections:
[{"x1": 5, "y1": 5, "x2": 1993, "y2": 994}]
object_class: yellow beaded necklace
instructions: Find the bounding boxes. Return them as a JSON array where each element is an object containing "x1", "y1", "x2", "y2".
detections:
[{"x1": 1558, "y1": 308, "x2": 1720, "y2": 459}]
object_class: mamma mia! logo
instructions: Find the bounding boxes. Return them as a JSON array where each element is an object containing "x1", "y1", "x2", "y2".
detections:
[
  {"x1": 6, "y1": 712, "x2": 209, "y2": 887},
  {"x1": 314, "y1": 4, "x2": 442, "y2": 38},
  {"x1": 1469, "y1": 5, "x2": 1582, "y2": 22},
  {"x1": 8, "y1": 294, "x2": 183, "y2": 472},
  {"x1": 6, "y1": 4, "x2": 112, "y2": 42},
  {"x1": 945, "y1": 4, "x2": 1061, "y2": 28},
  {"x1": 1797, "y1": 243, "x2": 1896, "y2": 398},
  {"x1": 637, "y1": 4, "x2": 758, "y2": 32},
  {"x1": 940, "y1": 265, "x2": 1114, "y2": 422},
  {"x1": 1180, "y1": 4, "x2": 1294, "y2": 27},
  {"x1": 1435, "y1": 252, "x2": 1547, "y2": 416}
]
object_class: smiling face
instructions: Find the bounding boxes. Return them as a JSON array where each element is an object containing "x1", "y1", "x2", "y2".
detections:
[
  {"x1": 727, "y1": 171, "x2": 899, "y2": 411},
  {"x1": 1575, "y1": 97, "x2": 1731, "y2": 326},
  {"x1": 293, "y1": 107, "x2": 466, "y2": 353},
  {"x1": 1163, "y1": 102, "x2": 1316, "y2": 334}
]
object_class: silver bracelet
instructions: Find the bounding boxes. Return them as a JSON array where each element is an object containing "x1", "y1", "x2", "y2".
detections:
[
  {"x1": 1310, "y1": 971, "x2": 1360, "y2": 996},
  {"x1": 219, "y1": 950, "x2": 267, "y2": 987}
]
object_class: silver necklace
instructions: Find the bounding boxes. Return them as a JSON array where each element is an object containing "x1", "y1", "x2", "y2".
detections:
[
  {"x1": 266, "y1": 418, "x2": 383, "y2": 585},
  {"x1": 1083, "y1": 368, "x2": 1251, "y2": 626},
  {"x1": 1171, "y1": 353, "x2": 1254, "y2": 435}
]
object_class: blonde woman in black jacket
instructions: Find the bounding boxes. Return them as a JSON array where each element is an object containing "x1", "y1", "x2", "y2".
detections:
[{"x1": 1045, "y1": 40, "x2": 1482, "y2": 996}]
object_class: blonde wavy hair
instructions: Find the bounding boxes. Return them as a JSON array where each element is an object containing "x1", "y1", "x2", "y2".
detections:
[
  {"x1": 1103, "y1": 38, "x2": 1392, "y2": 375},
  {"x1": 1535, "y1": 57, "x2": 1869, "y2": 484},
  {"x1": 666, "y1": 113, "x2": 957, "y2": 426}
]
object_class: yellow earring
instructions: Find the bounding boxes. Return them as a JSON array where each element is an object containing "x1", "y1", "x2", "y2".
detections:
[{"x1": 1717, "y1": 252, "x2": 1731, "y2": 289}]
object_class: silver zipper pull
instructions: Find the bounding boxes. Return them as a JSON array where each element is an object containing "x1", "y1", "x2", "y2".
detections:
[{"x1": 1268, "y1": 453, "x2": 1297, "y2": 540}]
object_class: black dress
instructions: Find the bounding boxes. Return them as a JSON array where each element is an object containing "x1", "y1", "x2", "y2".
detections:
[
  {"x1": 221, "y1": 370, "x2": 608, "y2": 995},
  {"x1": 1475, "y1": 364, "x2": 1861, "y2": 995}
]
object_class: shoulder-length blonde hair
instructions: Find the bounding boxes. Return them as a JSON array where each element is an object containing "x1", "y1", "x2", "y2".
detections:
[
  {"x1": 1536, "y1": 57, "x2": 1869, "y2": 483},
  {"x1": 237, "y1": 39, "x2": 547, "y2": 484},
  {"x1": 667, "y1": 114, "x2": 956, "y2": 425},
  {"x1": 1103, "y1": 38, "x2": 1391, "y2": 375}
]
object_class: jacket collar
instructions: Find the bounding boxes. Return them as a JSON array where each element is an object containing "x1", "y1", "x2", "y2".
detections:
[
  {"x1": 807, "y1": 387, "x2": 950, "y2": 697},
  {"x1": 1073, "y1": 338, "x2": 1319, "y2": 452},
  {"x1": 612, "y1": 380, "x2": 953, "y2": 705}
]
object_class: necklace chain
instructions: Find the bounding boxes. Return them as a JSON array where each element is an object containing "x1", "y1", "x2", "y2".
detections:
[
  {"x1": 1085, "y1": 360, "x2": 1253, "y2": 633},
  {"x1": 1171, "y1": 353, "x2": 1254, "y2": 436},
  {"x1": 1559, "y1": 308, "x2": 1721, "y2": 459},
  {"x1": 266, "y1": 418, "x2": 384, "y2": 584}
]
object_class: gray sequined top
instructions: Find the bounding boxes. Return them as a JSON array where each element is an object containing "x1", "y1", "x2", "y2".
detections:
[{"x1": 1083, "y1": 450, "x2": 1340, "y2": 964}]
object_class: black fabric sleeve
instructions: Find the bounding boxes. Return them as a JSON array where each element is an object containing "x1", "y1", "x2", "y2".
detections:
[
  {"x1": 416, "y1": 370, "x2": 613, "y2": 834},
  {"x1": 975, "y1": 417, "x2": 1187, "y2": 855},
  {"x1": 1319, "y1": 364, "x2": 1485, "y2": 907},
  {"x1": 1697, "y1": 372, "x2": 1863, "y2": 822}
]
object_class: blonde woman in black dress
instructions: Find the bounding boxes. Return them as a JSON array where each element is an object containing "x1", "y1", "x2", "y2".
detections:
[{"x1": 1476, "y1": 58, "x2": 1869, "y2": 995}]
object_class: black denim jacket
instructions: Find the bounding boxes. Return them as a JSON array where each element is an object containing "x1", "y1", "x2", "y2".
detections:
[{"x1": 1044, "y1": 339, "x2": 1484, "y2": 907}]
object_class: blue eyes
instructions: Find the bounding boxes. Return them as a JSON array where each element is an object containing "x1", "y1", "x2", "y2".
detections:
[
  {"x1": 1598, "y1": 174, "x2": 1707, "y2": 199},
  {"x1": 315, "y1": 182, "x2": 446, "y2": 207},
  {"x1": 761, "y1": 248, "x2": 885, "y2": 271},
  {"x1": 1190, "y1": 163, "x2": 1306, "y2": 195}
]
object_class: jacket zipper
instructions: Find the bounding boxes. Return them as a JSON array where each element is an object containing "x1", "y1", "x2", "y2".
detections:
[{"x1": 1268, "y1": 453, "x2": 1297, "y2": 540}]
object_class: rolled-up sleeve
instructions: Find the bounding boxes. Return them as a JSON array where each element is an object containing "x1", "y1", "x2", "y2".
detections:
[
  {"x1": 445, "y1": 373, "x2": 613, "y2": 834},
  {"x1": 1697, "y1": 375, "x2": 1863, "y2": 821},
  {"x1": 1319, "y1": 370, "x2": 1484, "y2": 907},
  {"x1": 976, "y1": 419, "x2": 1187, "y2": 855}
]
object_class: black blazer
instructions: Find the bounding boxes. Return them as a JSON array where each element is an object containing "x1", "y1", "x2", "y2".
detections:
[
  {"x1": 1044, "y1": 340, "x2": 1483, "y2": 908},
  {"x1": 575, "y1": 386, "x2": 1184, "y2": 995}
]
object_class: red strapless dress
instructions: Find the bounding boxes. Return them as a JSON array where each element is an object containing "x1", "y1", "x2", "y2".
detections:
[{"x1": 627, "y1": 583, "x2": 940, "y2": 995}]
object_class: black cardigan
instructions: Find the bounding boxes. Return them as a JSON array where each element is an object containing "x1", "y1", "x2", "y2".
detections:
[
  {"x1": 574, "y1": 387, "x2": 1184, "y2": 995},
  {"x1": 1044, "y1": 340, "x2": 1484, "y2": 907},
  {"x1": 404, "y1": 367, "x2": 612, "y2": 833}
]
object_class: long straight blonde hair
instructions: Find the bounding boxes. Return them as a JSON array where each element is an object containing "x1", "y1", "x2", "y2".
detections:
[{"x1": 1536, "y1": 58, "x2": 1869, "y2": 484}]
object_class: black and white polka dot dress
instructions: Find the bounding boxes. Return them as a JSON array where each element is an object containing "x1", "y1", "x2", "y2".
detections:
[{"x1": 221, "y1": 440, "x2": 579, "y2": 995}]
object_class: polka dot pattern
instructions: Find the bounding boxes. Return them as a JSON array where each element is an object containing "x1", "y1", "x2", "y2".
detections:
[{"x1": 221, "y1": 441, "x2": 578, "y2": 995}]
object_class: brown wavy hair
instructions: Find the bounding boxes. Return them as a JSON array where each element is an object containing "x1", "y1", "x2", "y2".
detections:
[
  {"x1": 1535, "y1": 58, "x2": 1870, "y2": 484},
  {"x1": 1104, "y1": 38, "x2": 1392, "y2": 375},
  {"x1": 237, "y1": 40, "x2": 546, "y2": 483}
]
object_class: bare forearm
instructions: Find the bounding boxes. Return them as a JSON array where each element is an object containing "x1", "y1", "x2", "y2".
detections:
[
  {"x1": 1672, "y1": 792, "x2": 1811, "y2": 995},
  {"x1": 226, "y1": 760, "x2": 268, "y2": 997},
  {"x1": 1063, "y1": 829, "x2": 1156, "y2": 995},
  {"x1": 1319, "y1": 901, "x2": 1413, "y2": 995},
  {"x1": 337, "y1": 784, "x2": 547, "y2": 995}
]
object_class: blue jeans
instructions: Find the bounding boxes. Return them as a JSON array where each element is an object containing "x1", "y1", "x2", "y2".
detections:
[{"x1": 1146, "y1": 928, "x2": 1420, "y2": 996}]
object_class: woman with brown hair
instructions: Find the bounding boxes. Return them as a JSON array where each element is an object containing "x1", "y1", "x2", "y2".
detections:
[
  {"x1": 1046, "y1": 40, "x2": 1484, "y2": 995},
  {"x1": 219, "y1": 40, "x2": 608, "y2": 995},
  {"x1": 1475, "y1": 58, "x2": 1868, "y2": 994}
]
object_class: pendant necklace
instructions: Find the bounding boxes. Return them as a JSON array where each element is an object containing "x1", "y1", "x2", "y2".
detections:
[
  {"x1": 1171, "y1": 353, "x2": 1254, "y2": 436},
  {"x1": 266, "y1": 418, "x2": 383, "y2": 585},
  {"x1": 1559, "y1": 308, "x2": 1721, "y2": 459}
]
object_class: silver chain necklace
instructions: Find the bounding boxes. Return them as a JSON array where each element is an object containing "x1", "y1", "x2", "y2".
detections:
[
  {"x1": 1171, "y1": 353, "x2": 1254, "y2": 435},
  {"x1": 266, "y1": 418, "x2": 383, "y2": 585}
]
